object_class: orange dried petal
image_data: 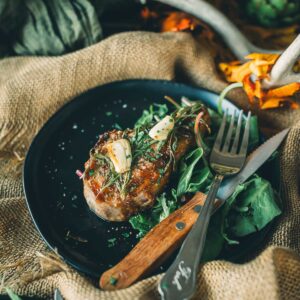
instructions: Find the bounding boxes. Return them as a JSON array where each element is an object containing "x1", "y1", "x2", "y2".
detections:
[
  {"x1": 219, "y1": 61, "x2": 252, "y2": 82},
  {"x1": 253, "y1": 59, "x2": 274, "y2": 66},
  {"x1": 249, "y1": 63, "x2": 270, "y2": 78},
  {"x1": 261, "y1": 98, "x2": 299, "y2": 110},
  {"x1": 141, "y1": 7, "x2": 158, "y2": 20},
  {"x1": 290, "y1": 101, "x2": 300, "y2": 109},
  {"x1": 245, "y1": 53, "x2": 279, "y2": 64},
  {"x1": 260, "y1": 98, "x2": 284, "y2": 109},
  {"x1": 220, "y1": 52, "x2": 299, "y2": 110},
  {"x1": 266, "y1": 82, "x2": 300, "y2": 98},
  {"x1": 219, "y1": 63, "x2": 238, "y2": 82},
  {"x1": 253, "y1": 80, "x2": 266, "y2": 106},
  {"x1": 242, "y1": 75, "x2": 256, "y2": 103},
  {"x1": 161, "y1": 12, "x2": 200, "y2": 32},
  {"x1": 234, "y1": 62, "x2": 253, "y2": 81}
]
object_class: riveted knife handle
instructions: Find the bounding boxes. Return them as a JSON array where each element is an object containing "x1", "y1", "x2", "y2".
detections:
[
  {"x1": 158, "y1": 175, "x2": 223, "y2": 300},
  {"x1": 100, "y1": 192, "x2": 221, "y2": 290}
]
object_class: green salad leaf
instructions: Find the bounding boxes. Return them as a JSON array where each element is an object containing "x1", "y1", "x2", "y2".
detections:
[
  {"x1": 176, "y1": 148, "x2": 204, "y2": 198},
  {"x1": 129, "y1": 192, "x2": 179, "y2": 238},
  {"x1": 225, "y1": 176, "x2": 282, "y2": 237},
  {"x1": 135, "y1": 103, "x2": 168, "y2": 128},
  {"x1": 248, "y1": 115, "x2": 260, "y2": 151},
  {"x1": 186, "y1": 166, "x2": 211, "y2": 194},
  {"x1": 202, "y1": 176, "x2": 281, "y2": 260},
  {"x1": 201, "y1": 211, "x2": 224, "y2": 261}
]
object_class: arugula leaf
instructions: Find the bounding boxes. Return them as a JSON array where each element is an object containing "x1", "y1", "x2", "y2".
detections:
[
  {"x1": 129, "y1": 214, "x2": 155, "y2": 238},
  {"x1": 176, "y1": 148, "x2": 204, "y2": 197},
  {"x1": 129, "y1": 193, "x2": 179, "y2": 238},
  {"x1": 201, "y1": 210, "x2": 225, "y2": 262},
  {"x1": 226, "y1": 177, "x2": 281, "y2": 237},
  {"x1": 207, "y1": 176, "x2": 281, "y2": 246},
  {"x1": 249, "y1": 116, "x2": 260, "y2": 151},
  {"x1": 201, "y1": 176, "x2": 281, "y2": 260},
  {"x1": 186, "y1": 167, "x2": 212, "y2": 194},
  {"x1": 135, "y1": 104, "x2": 168, "y2": 128},
  {"x1": 152, "y1": 194, "x2": 178, "y2": 224},
  {"x1": 107, "y1": 238, "x2": 117, "y2": 248}
]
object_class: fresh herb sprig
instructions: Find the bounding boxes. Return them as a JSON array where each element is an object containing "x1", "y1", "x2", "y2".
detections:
[{"x1": 90, "y1": 151, "x2": 131, "y2": 197}]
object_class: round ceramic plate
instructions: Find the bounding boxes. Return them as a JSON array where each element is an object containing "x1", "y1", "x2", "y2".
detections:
[{"x1": 23, "y1": 80, "x2": 276, "y2": 278}]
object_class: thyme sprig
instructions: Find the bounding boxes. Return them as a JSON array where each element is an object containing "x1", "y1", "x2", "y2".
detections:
[
  {"x1": 90, "y1": 99, "x2": 209, "y2": 198},
  {"x1": 93, "y1": 152, "x2": 130, "y2": 197}
]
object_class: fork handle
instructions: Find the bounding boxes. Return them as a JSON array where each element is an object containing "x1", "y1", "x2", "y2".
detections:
[{"x1": 158, "y1": 174, "x2": 224, "y2": 300}]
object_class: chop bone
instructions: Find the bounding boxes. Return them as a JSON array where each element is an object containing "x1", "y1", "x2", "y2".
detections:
[{"x1": 262, "y1": 34, "x2": 300, "y2": 88}]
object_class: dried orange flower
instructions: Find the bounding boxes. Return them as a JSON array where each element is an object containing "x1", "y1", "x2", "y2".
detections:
[
  {"x1": 141, "y1": 7, "x2": 159, "y2": 20},
  {"x1": 219, "y1": 53, "x2": 300, "y2": 109},
  {"x1": 140, "y1": 7, "x2": 219, "y2": 57},
  {"x1": 161, "y1": 12, "x2": 200, "y2": 32}
]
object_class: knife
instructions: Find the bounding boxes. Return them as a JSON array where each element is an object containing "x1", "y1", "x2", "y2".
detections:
[
  {"x1": 99, "y1": 128, "x2": 289, "y2": 291},
  {"x1": 216, "y1": 128, "x2": 290, "y2": 206}
]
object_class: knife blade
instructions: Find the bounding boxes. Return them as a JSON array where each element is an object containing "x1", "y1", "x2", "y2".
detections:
[
  {"x1": 99, "y1": 128, "x2": 289, "y2": 291},
  {"x1": 217, "y1": 128, "x2": 289, "y2": 201}
]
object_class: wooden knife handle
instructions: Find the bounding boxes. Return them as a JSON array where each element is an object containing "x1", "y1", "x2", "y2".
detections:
[{"x1": 100, "y1": 192, "x2": 221, "y2": 290}]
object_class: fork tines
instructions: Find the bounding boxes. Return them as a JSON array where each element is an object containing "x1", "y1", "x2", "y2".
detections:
[{"x1": 215, "y1": 110, "x2": 252, "y2": 155}]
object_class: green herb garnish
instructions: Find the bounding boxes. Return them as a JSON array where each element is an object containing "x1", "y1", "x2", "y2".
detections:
[
  {"x1": 112, "y1": 122, "x2": 122, "y2": 130},
  {"x1": 92, "y1": 152, "x2": 130, "y2": 197},
  {"x1": 134, "y1": 103, "x2": 168, "y2": 128},
  {"x1": 107, "y1": 238, "x2": 117, "y2": 248},
  {"x1": 176, "y1": 147, "x2": 205, "y2": 198},
  {"x1": 129, "y1": 193, "x2": 178, "y2": 238},
  {"x1": 109, "y1": 276, "x2": 118, "y2": 286}
]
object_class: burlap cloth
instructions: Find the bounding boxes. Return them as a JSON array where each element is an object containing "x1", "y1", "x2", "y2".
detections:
[{"x1": 0, "y1": 32, "x2": 300, "y2": 300}]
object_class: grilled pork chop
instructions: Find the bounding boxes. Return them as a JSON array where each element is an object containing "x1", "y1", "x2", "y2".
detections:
[{"x1": 83, "y1": 105, "x2": 210, "y2": 221}]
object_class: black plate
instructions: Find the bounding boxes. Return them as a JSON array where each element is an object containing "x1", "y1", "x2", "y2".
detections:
[{"x1": 23, "y1": 80, "x2": 276, "y2": 278}]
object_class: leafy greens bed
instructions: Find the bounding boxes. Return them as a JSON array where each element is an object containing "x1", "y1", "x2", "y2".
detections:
[{"x1": 128, "y1": 101, "x2": 281, "y2": 261}]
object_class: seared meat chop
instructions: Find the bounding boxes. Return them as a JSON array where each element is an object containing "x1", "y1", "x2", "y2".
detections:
[{"x1": 83, "y1": 106, "x2": 210, "y2": 221}]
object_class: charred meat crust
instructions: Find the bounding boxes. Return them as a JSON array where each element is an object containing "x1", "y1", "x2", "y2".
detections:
[{"x1": 83, "y1": 107, "x2": 210, "y2": 221}]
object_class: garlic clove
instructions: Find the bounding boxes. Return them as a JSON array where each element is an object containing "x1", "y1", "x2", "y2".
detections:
[
  {"x1": 106, "y1": 139, "x2": 132, "y2": 173},
  {"x1": 149, "y1": 115, "x2": 175, "y2": 141}
]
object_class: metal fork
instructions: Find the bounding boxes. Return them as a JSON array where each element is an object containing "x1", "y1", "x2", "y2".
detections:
[{"x1": 158, "y1": 109, "x2": 251, "y2": 300}]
